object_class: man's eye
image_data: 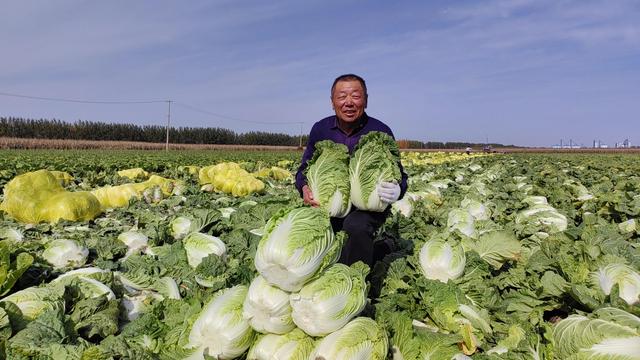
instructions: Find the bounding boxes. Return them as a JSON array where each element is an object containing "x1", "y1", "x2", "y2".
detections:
[{"x1": 337, "y1": 96, "x2": 347, "y2": 101}]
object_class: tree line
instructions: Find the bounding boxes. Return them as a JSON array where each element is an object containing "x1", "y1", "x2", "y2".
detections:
[
  {"x1": 0, "y1": 117, "x2": 511, "y2": 148},
  {"x1": 0, "y1": 117, "x2": 307, "y2": 146}
]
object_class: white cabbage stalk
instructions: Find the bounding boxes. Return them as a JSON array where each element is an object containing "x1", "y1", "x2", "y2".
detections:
[
  {"x1": 186, "y1": 285, "x2": 255, "y2": 359},
  {"x1": 593, "y1": 263, "x2": 640, "y2": 305},
  {"x1": 118, "y1": 230, "x2": 149, "y2": 257},
  {"x1": 460, "y1": 198, "x2": 491, "y2": 221},
  {"x1": 0, "y1": 286, "x2": 64, "y2": 321},
  {"x1": 0, "y1": 227, "x2": 24, "y2": 243},
  {"x1": 122, "y1": 291, "x2": 163, "y2": 321},
  {"x1": 392, "y1": 195, "x2": 414, "y2": 218},
  {"x1": 428, "y1": 180, "x2": 450, "y2": 189},
  {"x1": 447, "y1": 209, "x2": 476, "y2": 238},
  {"x1": 42, "y1": 239, "x2": 89, "y2": 269},
  {"x1": 246, "y1": 329, "x2": 315, "y2": 360},
  {"x1": 553, "y1": 307, "x2": 640, "y2": 359},
  {"x1": 523, "y1": 196, "x2": 548, "y2": 206},
  {"x1": 458, "y1": 304, "x2": 493, "y2": 335},
  {"x1": 75, "y1": 276, "x2": 116, "y2": 301},
  {"x1": 309, "y1": 317, "x2": 388, "y2": 360},
  {"x1": 183, "y1": 232, "x2": 226, "y2": 268},
  {"x1": 170, "y1": 216, "x2": 192, "y2": 240},
  {"x1": 290, "y1": 262, "x2": 368, "y2": 337},
  {"x1": 243, "y1": 276, "x2": 295, "y2": 334},
  {"x1": 255, "y1": 207, "x2": 340, "y2": 292},
  {"x1": 419, "y1": 240, "x2": 466, "y2": 283},
  {"x1": 619, "y1": 219, "x2": 637, "y2": 234},
  {"x1": 219, "y1": 207, "x2": 236, "y2": 218},
  {"x1": 51, "y1": 267, "x2": 107, "y2": 284},
  {"x1": 515, "y1": 200, "x2": 568, "y2": 235},
  {"x1": 156, "y1": 277, "x2": 181, "y2": 300}
]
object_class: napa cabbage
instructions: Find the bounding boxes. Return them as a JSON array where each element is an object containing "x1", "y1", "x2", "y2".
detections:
[
  {"x1": 186, "y1": 285, "x2": 255, "y2": 359},
  {"x1": 182, "y1": 232, "x2": 226, "y2": 268},
  {"x1": 42, "y1": 239, "x2": 89, "y2": 269},
  {"x1": 254, "y1": 207, "x2": 342, "y2": 292},
  {"x1": 305, "y1": 140, "x2": 351, "y2": 218},
  {"x1": 349, "y1": 131, "x2": 402, "y2": 212},
  {"x1": 290, "y1": 262, "x2": 369, "y2": 336},
  {"x1": 593, "y1": 263, "x2": 640, "y2": 305},
  {"x1": 419, "y1": 238, "x2": 466, "y2": 283},
  {"x1": 246, "y1": 328, "x2": 315, "y2": 360},
  {"x1": 309, "y1": 317, "x2": 388, "y2": 360},
  {"x1": 553, "y1": 307, "x2": 640, "y2": 359},
  {"x1": 242, "y1": 275, "x2": 295, "y2": 334}
]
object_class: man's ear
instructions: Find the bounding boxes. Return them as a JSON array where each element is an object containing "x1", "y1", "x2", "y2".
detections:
[{"x1": 364, "y1": 94, "x2": 368, "y2": 109}]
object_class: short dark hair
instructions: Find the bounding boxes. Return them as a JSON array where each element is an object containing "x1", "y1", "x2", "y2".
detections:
[{"x1": 331, "y1": 74, "x2": 367, "y2": 97}]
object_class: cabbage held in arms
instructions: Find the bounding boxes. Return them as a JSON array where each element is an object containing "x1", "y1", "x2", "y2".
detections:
[
  {"x1": 349, "y1": 131, "x2": 401, "y2": 212},
  {"x1": 305, "y1": 140, "x2": 352, "y2": 218},
  {"x1": 254, "y1": 207, "x2": 342, "y2": 292}
]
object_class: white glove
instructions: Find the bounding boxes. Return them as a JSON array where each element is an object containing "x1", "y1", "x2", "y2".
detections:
[{"x1": 378, "y1": 181, "x2": 401, "y2": 204}]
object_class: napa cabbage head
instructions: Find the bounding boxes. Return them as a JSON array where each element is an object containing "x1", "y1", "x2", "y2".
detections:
[
  {"x1": 309, "y1": 317, "x2": 388, "y2": 360},
  {"x1": 254, "y1": 207, "x2": 342, "y2": 292},
  {"x1": 182, "y1": 232, "x2": 226, "y2": 268},
  {"x1": 593, "y1": 263, "x2": 640, "y2": 305},
  {"x1": 42, "y1": 239, "x2": 89, "y2": 269},
  {"x1": 553, "y1": 307, "x2": 640, "y2": 359},
  {"x1": 242, "y1": 275, "x2": 295, "y2": 334},
  {"x1": 186, "y1": 285, "x2": 255, "y2": 359},
  {"x1": 247, "y1": 329, "x2": 315, "y2": 360},
  {"x1": 349, "y1": 131, "x2": 402, "y2": 212},
  {"x1": 419, "y1": 238, "x2": 466, "y2": 283},
  {"x1": 290, "y1": 262, "x2": 369, "y2": 336},
  {"x1": 0, "y1": 285, "x2": 64, "y2": 321},
  {"x1": 305, "y1": 140, "x2": 351, "y2": 218}
]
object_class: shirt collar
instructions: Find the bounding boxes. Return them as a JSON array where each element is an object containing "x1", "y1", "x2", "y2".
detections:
[{"x1": 332, "y1": 113, "x2": 369, "y2": 134}]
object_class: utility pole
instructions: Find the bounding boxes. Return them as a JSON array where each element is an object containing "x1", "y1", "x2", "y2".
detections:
[
  {"x1": 165, "y1": 100, "x2": 172, "y2": 151},
  {"x1": 298, "y1": 122, "x2": 303, "y2": 149}
]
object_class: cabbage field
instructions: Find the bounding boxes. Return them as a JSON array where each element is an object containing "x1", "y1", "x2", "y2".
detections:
[{"x1": 0, "y1": 149, "x2": 639, "y2": 359}]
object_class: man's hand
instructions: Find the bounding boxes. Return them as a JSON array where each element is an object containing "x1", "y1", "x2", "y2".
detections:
[
  {"x1": 302, "y1": 185, "x2": 320, "y2": 207},
  {"x1": 378, "y1": 181, "x2": 401, "y2": 204}
]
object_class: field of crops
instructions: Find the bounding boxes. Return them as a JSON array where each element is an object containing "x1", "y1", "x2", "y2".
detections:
[{"x1": 0, "y1": 149, "x2": 639, "y2": 359}]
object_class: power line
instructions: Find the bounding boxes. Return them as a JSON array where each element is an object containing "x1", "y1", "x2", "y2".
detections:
[
  {"x1": 173, "y1": 101, "x2": 304, "y2": 125},
  {"x1": 0, "y1": 90, "x2": 305, "y2": 126},
  {"x1": 0, "y1": 91, "x2": 166, "y2": 104}
]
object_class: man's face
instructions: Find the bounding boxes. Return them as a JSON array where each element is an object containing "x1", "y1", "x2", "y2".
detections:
[{"x1": 331, "y1": 80, "x2": 367, "y2": 123}]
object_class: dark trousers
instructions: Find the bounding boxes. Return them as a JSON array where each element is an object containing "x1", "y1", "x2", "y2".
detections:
[{"x1": 331, "y1": 209, "x2": 389, "y2": 268}]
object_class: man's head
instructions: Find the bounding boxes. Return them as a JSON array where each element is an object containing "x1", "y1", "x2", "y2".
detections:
[{"x1": 331, "y1": 74, "x2": 368, "y2": 123}]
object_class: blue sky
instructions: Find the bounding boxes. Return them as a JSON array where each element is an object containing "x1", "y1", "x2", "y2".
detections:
[{"x1": 1, "y1": 0, "x2": 638, "y2": 147}]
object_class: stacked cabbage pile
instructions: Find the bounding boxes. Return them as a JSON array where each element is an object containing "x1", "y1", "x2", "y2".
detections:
[
  {"x1": 199, "y1": 162, "x2": 265, "y2": 197},
  {"x1": 245, "y1": 206, "x2": 388, "y2": 359},
  {"x1": 0, "y1": 169, "x2": 183, "y2": 223}
]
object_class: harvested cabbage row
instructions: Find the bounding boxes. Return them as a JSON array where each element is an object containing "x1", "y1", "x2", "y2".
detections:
[
  {"x1": 0, "y1": 169, "x2": 102, "y2": 224},
  {"x1": 199, "y1": 162, "x2": 265, "y2": 197},
  {"x1": 253, "y1": 166, "x2": 292, "y2": 181},
  {"x1": 91, "y1": 175, "x2": 182, "y2": 210},
  {"x1": 117, "y1": 167, "x2": 149, "y2": 180},
  {"x1": 305, "y1": 140, "x2": 352, "y2": 218}
]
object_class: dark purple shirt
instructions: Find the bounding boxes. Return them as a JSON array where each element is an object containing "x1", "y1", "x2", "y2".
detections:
[{"x1": 295, "y1": 113, "x2": 408, "y2": 198}]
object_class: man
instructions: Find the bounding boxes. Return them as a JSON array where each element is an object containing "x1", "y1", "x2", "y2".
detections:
[{"x1": 295, "y1": 74, "x2": 408, "y2": 267}]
